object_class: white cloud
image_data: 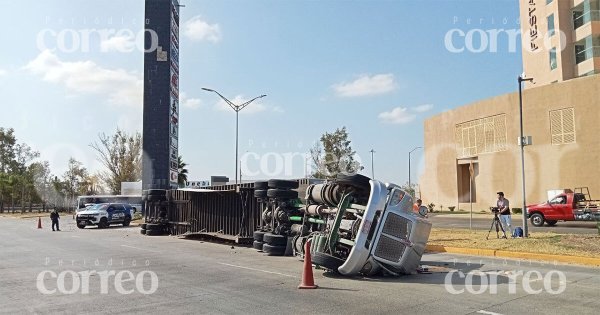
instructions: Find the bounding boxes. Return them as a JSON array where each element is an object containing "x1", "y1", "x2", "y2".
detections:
[
  {"x1": 24, "y1": 50, "x2": 142, "y2": 107},
  {"x1": 0, "y1": 69, "x2": 7, "y2": 77},
  {"x1": 332, "y1": 73, "x2": 396, "y2": 97},
  {"x1": 378, "y1": 107, "x2": 416, "y2": 125},
  {"x1": 412, "y1": 104, "x2": 433, "y2": 113},
  {"x1": 180, "y1": 92, "x2": 203, "y2": 109},
  {"x1": 183, "y1": 16, "x2": 222, "y2": 43},
  {"x1": 100, "y1": 33, "x2": 136, "y2": 52}
]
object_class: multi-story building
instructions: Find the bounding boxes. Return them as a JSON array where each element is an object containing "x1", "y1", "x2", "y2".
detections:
[
  {"x1": 420, "y1": 1, "x2": 600, "y2": 213},
  {"x1": 520, "y1": 0, "x2": 600, "y2": 87}
]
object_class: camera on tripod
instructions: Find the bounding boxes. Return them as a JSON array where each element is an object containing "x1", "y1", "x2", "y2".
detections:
[
  {"x1": 486, "y1": 206, "x2": 507, "y2": 239},
  {"x1": 490, "y1": 206, "x2": 499, "y2": 214}
]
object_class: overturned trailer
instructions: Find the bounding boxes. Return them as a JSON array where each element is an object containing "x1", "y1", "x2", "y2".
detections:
[{"x1": 142, "y1": 175, "x2": 432, "y2": 276}]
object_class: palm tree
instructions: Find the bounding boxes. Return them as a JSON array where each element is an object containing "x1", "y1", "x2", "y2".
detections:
[{"x1": 177, "y1": 156, "x2": 188, "y2": 188}]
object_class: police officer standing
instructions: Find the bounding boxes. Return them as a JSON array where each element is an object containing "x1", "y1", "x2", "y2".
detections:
[{"x1": 50, "y1": 209, "x2": 60, "y2": 231}]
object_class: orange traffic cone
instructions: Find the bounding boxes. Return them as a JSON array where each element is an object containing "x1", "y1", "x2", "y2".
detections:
[
  {"x1": 298, "y1": 240, "x2": 318, "y2": 289},
  {"x1": 37, "y1": 217, "x2": 42, "y2": 229}
]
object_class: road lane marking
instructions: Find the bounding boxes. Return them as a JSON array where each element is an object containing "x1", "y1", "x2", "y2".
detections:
[
  {"x1": 477, "y1": 311, "x2": 504, "y2": 315},
  {"x1": 121, "y1": 244, "x2": 162, "y2": 253},
  {"x1": 219, "y1": 263, "x2": 298, "y2": 278}
]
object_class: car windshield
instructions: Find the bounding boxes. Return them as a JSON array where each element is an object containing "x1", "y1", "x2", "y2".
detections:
[{"x1": 89, "y1": 204, "x2": 109, "y2": 211}]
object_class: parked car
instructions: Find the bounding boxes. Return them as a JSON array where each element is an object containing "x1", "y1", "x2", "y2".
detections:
[
  {"x1": 527, "y1": 188, "x2": 600, "y2": 227},
  {"x1": 76, "y1": 203, "x2": 134, "y2": 229}
]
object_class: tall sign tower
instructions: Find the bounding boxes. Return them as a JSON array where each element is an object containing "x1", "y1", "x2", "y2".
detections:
[{"x1": 142, "y1": 0, "x2": 180, "y2": 190}]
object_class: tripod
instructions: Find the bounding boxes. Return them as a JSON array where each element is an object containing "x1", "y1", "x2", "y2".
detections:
[{"x1": 486, "y1": 211, "x2": 507, "y2": 240}]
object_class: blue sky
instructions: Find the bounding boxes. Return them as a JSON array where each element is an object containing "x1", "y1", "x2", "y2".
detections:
[{"x1": 0, "y1": 0, "x2": 523, "y2": 186}]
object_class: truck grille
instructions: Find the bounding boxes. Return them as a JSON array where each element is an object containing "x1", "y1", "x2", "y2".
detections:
[
  {"x1": 374, "y1": 235, "x2": 406, "y2": 262},
  {"x1": 382, "y1": 213, "x2": 412, "y2": 239}
]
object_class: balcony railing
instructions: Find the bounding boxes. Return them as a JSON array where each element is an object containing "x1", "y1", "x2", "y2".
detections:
[
  {"x1": 573, "y1": 10, "x2": 600, "y2": 29},
  {"x1": 576, "y1": 46, "x2": 600, "y2": 64}
]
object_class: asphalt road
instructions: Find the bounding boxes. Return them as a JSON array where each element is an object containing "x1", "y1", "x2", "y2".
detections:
[
  {"x1": 1, "y1": 216, "x2": 599, "y2": 315},
  {"x1": 429, "y1": 214, "x2": 599, "y2": 235}
]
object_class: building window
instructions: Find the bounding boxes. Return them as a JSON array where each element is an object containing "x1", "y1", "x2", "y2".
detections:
[
  {"x1": 546, "y1": 0, "x2": 553, "y2": 4},
  {"x1": 455, "y1": 114, "x2": 507, "y2": 158},
  {"x1": 575, "y1": 35, "x2": 600, "y2": 64},
  {"x1": 573, "y1": 0, "x2": 600, "y2": 30},
  {"x1": 549, "y1": 108, "x2": 576, "y2": 145},
  {"x1": 547, "y1": 14, "x2": 555, "y2": 37},
  {"x1": 550, "y1": 47, "x2": 557, "y2": 70}
]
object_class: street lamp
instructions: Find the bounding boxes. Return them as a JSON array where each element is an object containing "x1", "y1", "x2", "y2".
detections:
[
  {"x1": 408, "y1": 146, "x2": 422, "y2": 196},
  {"x1": 518, "y1": 75, "x2": 534, "y2": 238},
  {"x1": 202, "y1": 88, "x2": 266, "y2": 185},
  {"x1": 369, "y1": 149, "x2": 376, "y2": 179}
]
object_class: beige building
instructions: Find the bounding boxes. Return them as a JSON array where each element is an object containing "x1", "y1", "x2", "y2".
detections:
[
  {"x1": 420, "y1": 74, "x2": 600, "y2": 212},
  {"x1": 520, "y1": 0, "x2": 600, "y2": 87}
]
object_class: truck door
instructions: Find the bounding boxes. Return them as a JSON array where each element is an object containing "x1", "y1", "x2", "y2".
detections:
[{"x1": 546, "y1": 195, "x2": 568, "y2": 220}]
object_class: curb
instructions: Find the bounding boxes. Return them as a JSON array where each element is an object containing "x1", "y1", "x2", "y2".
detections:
[{"x1": 425, "y1": 244, "x2": 600, "y2": 267}]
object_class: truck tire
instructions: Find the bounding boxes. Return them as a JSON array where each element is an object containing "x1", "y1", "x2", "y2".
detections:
[
  {"x1": 140, "y1": 229, "x2": 146, "y2": 235},
  {"x1": 530, "y1": 213, "x2": 545, "y2": 227},
  {"x1": 148, "y1": 195, "x2": 167, "y2": 202},
  {"x1": 145, "y1": 229, "x2": 162, "y2": 236},
  {"x1": 254, "y1": 181, "x2": 269, "y2": 189},
  {"x1": 336, "y1": 174, "x2": 371, "y2": 191},
  {"x1": 262, "y1": 243, "x2": 286, "y2": 256},
  {"x1": 146, "y1": 223, "x2": 162, "y2": 231},
  {"x1": 546, "y1": 220, "x2": 558, "y2": 226},
  {"x1": 263, "y1": 233, "x2": 287, "y2": 246},
  {"x1": 141, "y1": 223, "x2": 147, "y2": 229},
  {"x1": 267, "y1": 189, "x2": 298, "y2": 200},
  {"x1": 268, "y1": 179, "x2": 299, "y2": 190},
  {"x1": 253, "y1": 240, "x2": 264, "y2": 251},
  {"x1": 254, "y1": 190, "x2": 268, "y2": 198},
  {"x1": 312, "y1": 252, "x2": 345, "y2": 271},
  {"x1": 253, "y1": 231, "x2": 266, "y2": 242}
]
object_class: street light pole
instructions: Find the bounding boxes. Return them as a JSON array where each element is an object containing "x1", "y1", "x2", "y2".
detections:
[
  {"x1": 408, "y1": 146, "x2": 422, "y2": 196},
  {"x1": 518, "y1": 75, "x2": 533, "y2": 238},
  {"x1": 202, "y1": 88, "x2": 266, "y2": 185},
  {"x1": 369, "y1": 149, "x2": 375, "y2": 179}
]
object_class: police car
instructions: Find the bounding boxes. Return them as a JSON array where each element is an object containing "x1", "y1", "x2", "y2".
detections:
[{"x1": 76, "y1": 203, "x2": 134, "y2": 229}]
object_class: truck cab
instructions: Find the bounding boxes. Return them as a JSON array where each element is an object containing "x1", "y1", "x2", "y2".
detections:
[{"x1": 527, "y1": 191, "x2": 599, "y2": 226}]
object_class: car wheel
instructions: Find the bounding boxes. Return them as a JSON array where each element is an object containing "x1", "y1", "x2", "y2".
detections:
[
  {"x1": 253, "y1": 240, "x2": 264, "y2": 251},
  {"x1": 140, "y1": 229, "x2": 146, "y2": 235},
  {"x1": 254, "y1": 190, "x2": 268, "y2": 198},
  {"x1": 530, "y1": 213, "x2": 545, "y2": 227},
  {"x1": 77, "y1": 223, "x2": 86, "y2": 229},
  {"x1": 267, "y1": 179, "x2": 299, "y2": 190},
  {"x1": 262, "y1": 243, "x2": 286, "y2": 256},
  {"x1": 546, "y1": 220, "x2": 558, "y2": 226},
  {"x1": 263, "y1": 233, "x2": 287, "y2": 246},
  {"x1": 123, "y1": 217, "x2": 131, "y2": 227},
  {"x1": 311, "y1": 251, "x2": 345, "y2": 271},
  {"x1": 98, "y1": 218, "x2": 108, "y2": 229},
  {"x1": 266, "y1": 189, "x2": 298, "y2": 200},
  {"x1": 253, "y1": 230, "x2": 266, "y2": 242}
]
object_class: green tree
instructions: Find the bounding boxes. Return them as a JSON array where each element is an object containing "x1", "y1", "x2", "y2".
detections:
[
  {"x1": 62, "y1": 158, "x2": 88, "y2": 210},
  {"x1": 310, "y1": 127, "x2": 362, "y2": 179},
  {"x1": 177, "y1": 156, "x2": 188, "y2": 188},
  {"x1": 90, "y1": 129, "x2": 142, "y2": 194}
]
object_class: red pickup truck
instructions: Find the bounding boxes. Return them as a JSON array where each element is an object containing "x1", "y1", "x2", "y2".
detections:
[{"x1": 527, "y1": 190, "x2": 600, "y2": 227}]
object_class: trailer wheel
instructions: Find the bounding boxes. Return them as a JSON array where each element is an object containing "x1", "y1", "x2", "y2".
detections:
[
  {"x1": 530, "y1": 213, "x2": 545, "y2": 227},
  {"x1": 148, "y1": 189, "x2": 167, "y2": 196},
  {"x1": 145, "y1": 223, "x2": 162, "y2": 231},
  {"x1": 267, "y1": 189, "x2": 298, "y2": 200},
  {"x1": 254, "y1": 181, "x2": 269, "y2": 189},
  {"x1": 140, "y1": 229, "x2": 146, "y2": 235},
  {"x1": 148, "y1": 195, "x2": 167, "y2": 202},
  {"x1": 254, "y1": 190, "x2": 268, "y2": 198},
  {"x1": 145, "y1": 229, "x2": 163, "y2": 236},
  {"x1": 253, "y1": 231, "x2": 266, "y2": 242},
  {"x1": 141, "y1": 223, "x2": 147, "y2": 229},
  {"x1": 262, "y1": 243, "x2": 286, "y2": 256},
  {"x1": 253, "y1": 240, "x2": 264, "y2": 251},
  {"x1": 267, "y1": 179, "x2": 299, "y2": 190},
  {"x1": 546, "y1": 220, "x2": 557, "y2": 226},
  {"x1": 263, "y1": 233, "x2": 287, "y2": 246},
  {"x1": 311, "y1": 252, "x2": 345, "y2": 272}
]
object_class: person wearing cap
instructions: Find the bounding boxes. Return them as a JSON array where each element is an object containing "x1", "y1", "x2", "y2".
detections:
[{"x1": 496, "y1": 192, "x2": 512, "y2": 236}]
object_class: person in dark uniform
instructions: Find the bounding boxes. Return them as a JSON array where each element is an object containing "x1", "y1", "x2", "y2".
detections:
[{"x1": 50, "y1": 209, "x2": 60, "y2": 231}]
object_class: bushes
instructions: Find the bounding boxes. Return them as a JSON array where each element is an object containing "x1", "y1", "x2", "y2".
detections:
[
  {"x1": 512, "y1": 208, "x2": 523, "y2": 214},
  {"x1": 448, "y1": 206, "x2": 456, "y2": 212}
]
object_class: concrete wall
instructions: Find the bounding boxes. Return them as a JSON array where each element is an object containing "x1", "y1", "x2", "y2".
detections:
[{"x1": 420, "y1": 74, "x2": 600, "y2": 212}]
